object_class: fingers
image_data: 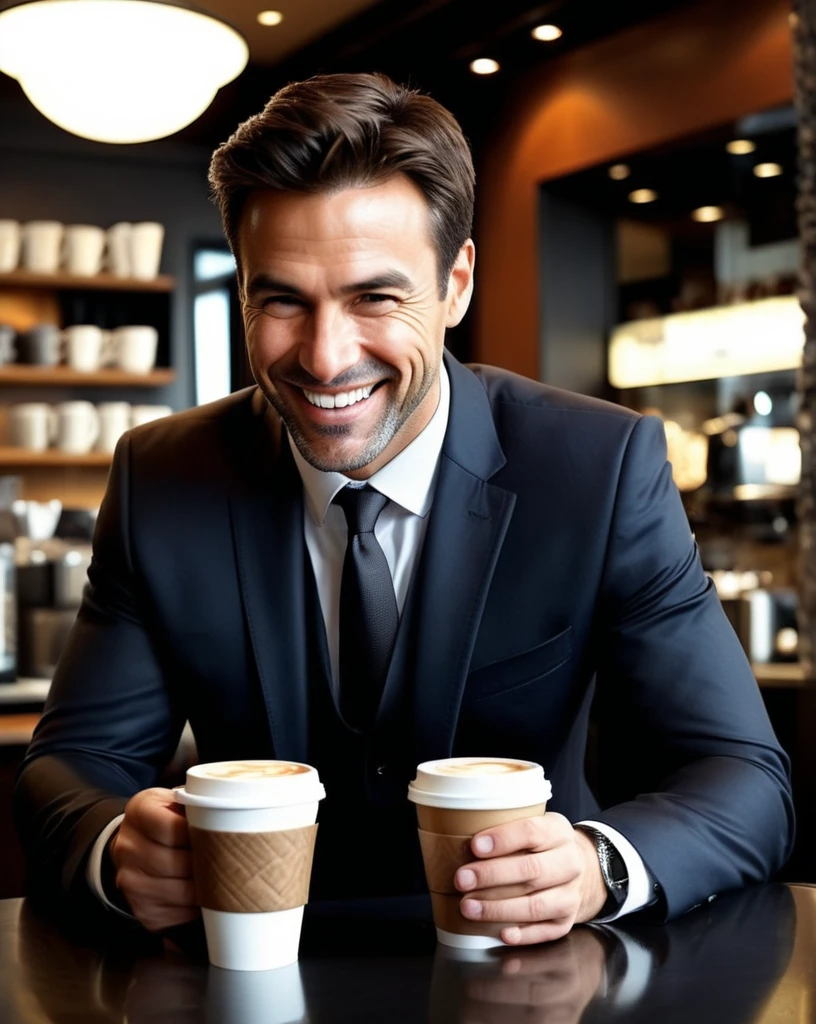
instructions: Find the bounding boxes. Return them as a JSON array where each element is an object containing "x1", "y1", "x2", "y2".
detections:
[
  {"x1": 468, "y1": 813, "x2": 574, "y2": 860},
  {"x1": 456, "y1": 844, "x2": 581, "y2": 900},
  {"x1": 121, "y1": 788, "x2": 191, "y2": 849},
  {"x1": 110, "y1": 787, "x2": 198, "y2": 933},
  {"x1": 450, "y1": 816, "x2": 603, "y2": 945}
]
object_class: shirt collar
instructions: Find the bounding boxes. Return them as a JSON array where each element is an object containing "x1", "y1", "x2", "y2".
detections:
[{"x1": 290, "y1": 361, "x2": 450, "y2": 525}]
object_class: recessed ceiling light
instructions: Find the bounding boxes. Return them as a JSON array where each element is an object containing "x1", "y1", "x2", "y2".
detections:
[
  {"x1": 608, "y1": 163, "x2": 631, "y2": 180},
  {"x1": 753, "y1": 162, "x2": 783, "y2": 178},
  {"x1": 629, "y1": 188, "x2": 658, "y2": 204},
  {"x1": 692, "y1": 205, "x2": 725, "y2": 222},
  {"x1": 257, "y1": 10, "x2": 284, "y2": 26},
  {"x1": 726, "y1": 139, "x2": 756, "y2": 155},
  {"x1": 470, "y1": 58, "x2": 500, "y2": 75},
  {"x1": 531, "y1": 24, "x2": 562, "y2": 41}
]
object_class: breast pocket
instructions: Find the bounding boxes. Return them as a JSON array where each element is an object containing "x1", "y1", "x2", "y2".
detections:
[{"x1": 466, "y1": 626, "x2": 573, "y2": 702}]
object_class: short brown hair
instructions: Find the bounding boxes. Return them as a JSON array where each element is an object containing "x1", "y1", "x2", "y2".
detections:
[{"x1": 208, "y1": 72, "x2": 475, "y2": 295}]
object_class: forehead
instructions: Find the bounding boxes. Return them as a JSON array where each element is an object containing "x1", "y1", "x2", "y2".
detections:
[{"x1": 238, "y1": 176, "x2": 436, "y2": 273}]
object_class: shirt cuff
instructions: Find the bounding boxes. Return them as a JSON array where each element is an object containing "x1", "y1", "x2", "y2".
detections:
[
  {"x1": 85, "y1": 813, "x2": 134, "y2": 919},
  {"x1": 576, "y1": 819, "x2": 657, "y2": 922}
]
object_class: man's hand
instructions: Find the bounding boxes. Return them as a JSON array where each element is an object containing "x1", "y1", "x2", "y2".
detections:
[
  {"x1": 109, "y1": 788, "x2": 199, "y2": 932},
  {"x1": 454, "y1": 813, "x2": 608, "y2": 945},
  {"x1": 457, "y1": 928, "x2": 607, "y2": 1024}
]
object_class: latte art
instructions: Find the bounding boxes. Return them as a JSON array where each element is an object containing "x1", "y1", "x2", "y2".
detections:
[
  {"x1": 199, "y1": 762, "x2": 310, "y2": 779},
  {"x1": 434, "y1": 761, "x2": 529, "y2": 776}
]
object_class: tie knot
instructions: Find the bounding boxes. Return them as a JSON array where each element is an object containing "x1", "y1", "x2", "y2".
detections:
[{"x1": 334, "y1": 484, "x2": 389, "y2": 535}]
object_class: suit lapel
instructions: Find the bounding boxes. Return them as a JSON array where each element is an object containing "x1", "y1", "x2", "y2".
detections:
[
  {"x1": 410, "y1": 353, "x2": 516, "y2": 764},
  {"x1": 228, "y1": 395, "x2": 310, "y2": 763}
]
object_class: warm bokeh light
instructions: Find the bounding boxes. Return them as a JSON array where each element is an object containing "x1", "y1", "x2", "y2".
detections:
[
  {"x1": 470, "y1": 58, "x2": 500, "y2": 75},
  {"x1": 0, "y1": 0, "x2": 248, "y2": 143},
  {"x1": 629, "y1": 188, "x2": 658, "y2": 204},
  {"x1": 692, "y1": 206, "x2": 725, "y2": 223},
  {"x1": 257, "y1": 10, "x2": 283, "y2": 26},
  {"x1": 726, "y1": 139, "x2": 756, "y2": 155},
  {"x1": 754, "y1": 162, "x2": 783, "y2": 178},
  {"x1": 608, "y1": 163, "x2": 631, "y2": 180},
  {"x1": 531, "y1": 24, "x2": 562, "y2": 41}
]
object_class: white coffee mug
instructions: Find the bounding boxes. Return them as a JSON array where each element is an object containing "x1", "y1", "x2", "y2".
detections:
[
  {"x1": 0, "y1": 220, "x2": 21, "y2": 273},
  {"x1": 96, "y1": 402, "x2": 131, "y2": 453},
  {"x1": 130, "y1": 404, "x2": 172, "y2": 428},
  {"x1": 63, "y1": 224, "x2": 106, "y2": 277},
  {"x1": 106, "y1": 222, "x2": 132, "y2": 277},
  {"x1": 9, "y1": 403, "x2": 56, "y2": 451},
  {"x1": 110, "y1": 325, "x2": 158, "y2": 374},
  {"x1": 63, "y1": 324, "x2": 105, "y2": 372},
  {"x1": 55, "y1": 401, "x2": 99, "y2": 454},
  {"x1": 130, "y1": 221, "x2": 164, "y2": 279},
  {"x1": 21, "y1": 221, "x2": 64, "y2": 274}
]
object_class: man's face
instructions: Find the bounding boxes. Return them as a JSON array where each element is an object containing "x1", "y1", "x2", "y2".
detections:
[{"x1": 239, "y1": 175, "x2": 474, "y2": 478}]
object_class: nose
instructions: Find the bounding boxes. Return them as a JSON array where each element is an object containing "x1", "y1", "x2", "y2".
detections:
[{"x1": 298, "y1": 304, "x2": 360, "y2": 384}]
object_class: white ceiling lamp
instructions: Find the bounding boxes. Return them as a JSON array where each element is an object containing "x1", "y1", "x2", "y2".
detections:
[
  {"x1": 0, "y1": 0, "x2": 249, "y2": 144},
  {"x1": 470, "y1": 58, "x2": 500, "y2": 75}
]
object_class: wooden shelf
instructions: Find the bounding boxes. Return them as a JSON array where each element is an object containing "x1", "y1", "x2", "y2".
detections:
[
  {"x1": 0, "y1": 448, "x2": 111, "y2": 467},
  {"x1": 0, "y1": 366, "x2": 175, "y2": 387},
  {"x1": 0, "y1": 270, "x2": 174, "y2": 292}
]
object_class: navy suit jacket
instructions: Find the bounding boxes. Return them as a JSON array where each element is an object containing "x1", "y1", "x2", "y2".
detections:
[{"x1": 14, "y1": 352, "x2": 794, "y2": 919}]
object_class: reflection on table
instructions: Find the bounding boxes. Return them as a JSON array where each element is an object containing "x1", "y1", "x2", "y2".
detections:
[{"x1": 0, "y1": 883, "x2": 810, "y2": 1022}]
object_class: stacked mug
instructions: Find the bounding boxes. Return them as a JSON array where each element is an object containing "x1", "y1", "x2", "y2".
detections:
[
  {"x1": 0, "y1": 219, "x2": 164, "y2": 278},
  {"x1": 0, "y1": 323, "x2": 159, "y2": 374},
  {"x1": 9, "y1": 401, "x2": 173, "y2": 454}
]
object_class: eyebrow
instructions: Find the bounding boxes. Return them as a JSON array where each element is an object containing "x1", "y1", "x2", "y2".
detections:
[{"x1": 245, "y1": 270, "x2": 414, "y2": 300}]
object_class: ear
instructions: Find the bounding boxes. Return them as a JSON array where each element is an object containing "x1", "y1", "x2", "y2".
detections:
[{"x1": 445, "y1": 240, "x2": 475, "y2": 328}]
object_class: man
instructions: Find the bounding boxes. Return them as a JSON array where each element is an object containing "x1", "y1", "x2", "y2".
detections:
[{"x1": 14, "y1": 73, "x2": 794, "y2": 945}]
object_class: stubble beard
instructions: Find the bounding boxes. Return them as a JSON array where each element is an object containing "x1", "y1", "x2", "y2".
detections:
[{"x1": 261, "y1": 366, "x2": 437, "y2": 474}]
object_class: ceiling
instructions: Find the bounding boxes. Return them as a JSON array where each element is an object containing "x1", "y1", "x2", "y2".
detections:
[
  {"x1": 196, "y1": 0, "x2": 383, "y2": 65},
  {"x1": 175, "y1": 0, "x2": 700, "y2": 149}
]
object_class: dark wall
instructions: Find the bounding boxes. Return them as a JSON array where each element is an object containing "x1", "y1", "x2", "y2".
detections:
[{"x1": 0, "y1": 86, "x2": 227, "y2": 411}]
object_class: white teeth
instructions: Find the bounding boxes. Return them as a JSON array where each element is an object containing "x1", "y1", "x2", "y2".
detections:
[{"x1": 302, "y1": 385, "x2": 374, "y2": 409}]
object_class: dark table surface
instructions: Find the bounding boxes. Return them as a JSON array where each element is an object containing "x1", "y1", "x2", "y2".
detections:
[{"x1": 0, "y1": 883, "x2": 812, "y2": 1023}]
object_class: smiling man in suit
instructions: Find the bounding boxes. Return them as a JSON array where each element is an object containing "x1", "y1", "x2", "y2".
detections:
[{"x1": 15, "y1": 73, "x2": 793, "y2": 945}]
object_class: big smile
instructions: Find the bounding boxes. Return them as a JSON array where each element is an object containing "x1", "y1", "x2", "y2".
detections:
[{"x1": 300, "y1": 384, "x2": 379, "y2": 409}]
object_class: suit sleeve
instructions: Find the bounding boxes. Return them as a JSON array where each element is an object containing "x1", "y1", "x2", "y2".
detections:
[
  {"x1": 592, "y1": 414, "x2": 794, "y2": 919},
  {"x1": 13, "y1": 433, "x2": 185, "y2": 912}
]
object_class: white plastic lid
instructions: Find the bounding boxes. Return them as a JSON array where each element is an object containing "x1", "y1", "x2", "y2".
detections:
[
  {"x1": 174, "y1": 760, "x2": 326, "y2": 809},
  {"x1": 407, "y1": 757, "x2": 551, "y2": 810}
]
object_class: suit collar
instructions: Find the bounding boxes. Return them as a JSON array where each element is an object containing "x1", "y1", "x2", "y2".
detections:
[{"x1": 441, "y1": 350, "x2": 506, "y2": 481}]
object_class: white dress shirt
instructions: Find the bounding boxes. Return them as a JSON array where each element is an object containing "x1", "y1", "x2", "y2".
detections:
[{"x1": 89, "y1": 362, "x2": 653, "y2": 922}]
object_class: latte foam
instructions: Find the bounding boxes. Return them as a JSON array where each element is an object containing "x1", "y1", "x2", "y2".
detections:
[
  {"x1": 434, "y1": 761, "x2": 530, "y2": 776},
  {"x1": 199, "y1": 762, "x2": 310, "y2": 780}
]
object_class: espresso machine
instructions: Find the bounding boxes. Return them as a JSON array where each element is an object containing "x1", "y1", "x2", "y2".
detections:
[{"x1": 14, "y1": 501, "x2": 95, "y2": 679}]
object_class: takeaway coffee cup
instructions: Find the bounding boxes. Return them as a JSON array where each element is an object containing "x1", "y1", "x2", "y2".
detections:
[
  {"x1": 174, "y1": 760, "x2": 326, "y2": 972},
  {"x1": 408, "y1": 757, "x2": 551, "y2": 949}
]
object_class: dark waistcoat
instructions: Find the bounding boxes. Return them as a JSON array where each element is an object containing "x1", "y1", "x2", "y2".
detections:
[{"x1": 303, "y1": 549, "x2": 428, "y2": 901}]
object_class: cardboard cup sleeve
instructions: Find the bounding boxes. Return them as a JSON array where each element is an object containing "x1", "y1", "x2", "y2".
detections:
[
  {"x1": 190, "y1": 824, "x2": 318, "y2": 913},
  {"x1": 418, "y1": 830, "x2": 474, "y2": 894}
]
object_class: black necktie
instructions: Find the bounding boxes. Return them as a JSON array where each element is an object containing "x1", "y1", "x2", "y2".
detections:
[{"x1": 334, "y1": 484, "x2": 399, "y2": 730}]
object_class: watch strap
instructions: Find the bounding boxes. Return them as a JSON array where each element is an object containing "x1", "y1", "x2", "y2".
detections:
[{"x1": 577, "y1": 825, "x2": 629, "y2": 917}]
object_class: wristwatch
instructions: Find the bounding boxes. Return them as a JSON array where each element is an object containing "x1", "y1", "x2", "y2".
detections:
[{"x1": 577, "y1": 825, "x2": 629, "y2": 917}]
